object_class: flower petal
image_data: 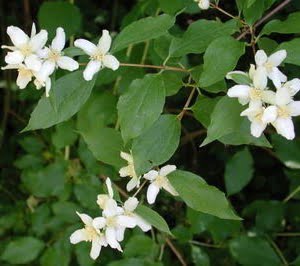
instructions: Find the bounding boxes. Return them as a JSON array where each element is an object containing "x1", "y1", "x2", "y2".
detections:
[
  {"x1": 116, "y1": 227, "x2": 125, "y2": 242},
  {"x1": 288, "y1": 101, "x2": 300, "y2": 117},
  {"x1": 105, "y1": 178, "x2": 114, "y2": 198},
  {"x1": 120, "y1": 151, "x2": 133, "y2": 163},
  {"x1": 268, "y1": 50, "x2": 287, "y2": 66},
  {"x1": 30, "y1": 23, "x2": 36, "y2": 37},
  {"x1": 159, "y1": 165, "x2": 176, "y2": 177},
  {"x1": 255, "y1": 50, "x2": 268, "y2": 66},
  {"x1": 5, "y1": 50, "x2": 24, "y2": 65},
  {"x1": 143, "y1": 170, "x2": 158, "y2": 181},
  {"x1": 119, "y1": 166, "x2": 130, "y2": 177},
  {"x1": 74, "y1": 39, "x2": 97, "y2": 56},
  {"x1": 7, "y1": 26, "x2": 29, "y2": 47},
  {"x1": 253, "y1": 66, "x2": 268, "y2": 90},
  {"x1": 25, "y1": 54, "x2": 42, "y2": 72},
  {"x1": 126, "y1": 177, "x2": 139, "y2": 192},
  {"x1": 162, "y1": 179, "x2": 179, "y2": 196},
  {"x1": 102, "y1": 199, "x2": 119, "y2": 217},
  {"x1": 261, "y1": 90, "x2": 276, "y2": 105},
  {"x1": 29, "y1": 29, "x2": 48, "y2": 51},
  {"x1": 134, "y1": 214, "x2": 151, "y2": 232},
  {"x1": 90, "y1": 238, "x2": 102, "y2": 260},
  {"x1": 57, "y1": 56, "x2": 79, "y2": 71},
  {"x1": 250, "y1": 121, "x2": 266, "y2": 138},
  {"x1": 117, "y1": 215, "x2": 136, "y2": 228},
  {"x1": 227, "y1": 85, "x2": 251, "y2": 98},
  {"x1": 17, "y1": 70, "x2": 32, "y2": 89},
  {"x1": 83, "y1": 60, "x2": 101, "y2": 81},
  {"x1": 105, "y1": 227, "x2": 122, "y2": 251},
  {"x1": 284, "y1": 78, "x2": 300, "y2": 96},
  {"x1": 276, "y1": 86, "x2": 292, "y2": 106},
  {"x1": 70, "y1": 229, "x2": 87, "y2": 244},
  {"x1": 97, "y1": 30, "x2": 112, "y2": 54},
  {"x1": 103, "y1": 55, "x2": 120, "y2": 71},
  {"x1": 45, "y1": 78, "x2": 52, "y2": 97},
  {"x1": 92, "y1": 217, "x2": 106, "y2": 229},
  {"x1": 147, "y1": 183, "x2": 160, "y2": 204},
  {"x1": 262, "y1": 106, "x2": 278, "y2": 124},
  {"x1": 198, "y1": 0, "x2": 210, "y2": 9},
  {"x1": 269, "y1": 68, "x2": 287, "y2": 89},
  {"x1": 76, "y1": 211, "x2": 93, "y2": 226},
  {"x1": 51, "y1": 27, "x2": 65, "y2": 51},
  {"x1": 273, "y1": 117, "x2": 295, "y2": 140},
  {"x1": 124, "y1": 197, "x2": 139, "y2": 212}
]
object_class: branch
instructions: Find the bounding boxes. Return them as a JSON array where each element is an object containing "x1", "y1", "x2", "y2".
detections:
[
  {"x1": 120, "y1": 63, "x2": 189, "y2": 73},
  {"x1": 165, "y1": 238, "x2": 187, "y2": 266}
]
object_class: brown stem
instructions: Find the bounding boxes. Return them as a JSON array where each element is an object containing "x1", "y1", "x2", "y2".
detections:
[
  {"x1": 165, "y1": 238, "x2": 187, "y2": 266},
  {"x1": 120, "y1": 63, "x2": 189, "y2": 73},
  {"x1": 210, "y1": 3, "x2": 245, "y2": 24},
  {"x1": 177, "y1": 87, "x2": 197, "y2": 121},
  {"x1": 237, "y1": 0, "x2": 291, "y2": 40}
]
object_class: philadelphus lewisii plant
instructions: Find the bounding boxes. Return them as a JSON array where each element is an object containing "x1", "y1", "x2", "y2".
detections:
[
  {"x1": 70, "y1": 178, "x2": 151, "y2": 260},
  {"x1": 1, "y1": 24, "x2": 80, "y2": 97},
  {"x1": 194, "y1": 0, "x2": 210, "y2": 10},
  {"x1": 74, "y1": 30, "x2": 120, "y2": 81},
  {"x1": 227, "y1": 49, "x2": 300, "y2": 140}
]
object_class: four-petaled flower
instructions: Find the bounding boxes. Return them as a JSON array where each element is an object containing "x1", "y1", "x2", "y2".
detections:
[
  {"x1": 194, "y1": 0, "x2": 210, "y2": 10},
  {"x1": 144, "y1": 165, "x2": 178, "y2": 204},
  {"x1": 74, "y1": 30, "x2": 119, "y2": 81}
]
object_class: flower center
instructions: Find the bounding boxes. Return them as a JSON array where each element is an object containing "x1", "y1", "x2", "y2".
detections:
[
  {"x1": 106, "y1": 217, "x2": 117, "y2": 227},
  {"x1": 264, "y1": 62, "x2": 274, "y2": 72},
  {"x1": 84, "y1": 225, "x2": 98, "y2": 242},
  {"x1": 20, "y1": 44, "x2": 33, "y2": 56},
  {"x1": 249, "y1": 88, "x2": 262, "y2": 100},
  {"x1": 18, "y1": 67, "x2": 32, "y2": 78},
  {"x1": 48, "y1": 50, "x2": 61, "y2": 62},
  {"x1": 278, "y1": 106, "x2": 290, "y2": 118},
  {"x1": 91, "y1": 50, "x2": 104, "y2": 61},
  {"x1": 155, "y1": 175, "x2": 166, "y2": 187}
]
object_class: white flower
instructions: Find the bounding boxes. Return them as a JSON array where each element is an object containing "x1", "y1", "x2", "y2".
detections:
[
  {"x1": 97, "y1": 178, "x2": 115, "y2": 212},
  {"x1": 262, "y1": 84, "x2": 300, "y2": 140},
  {"x1": 255, "y1": 49, "x2": 287, "y2": 89},
  {"x1": 119, "y1": 151, "x2": 141, "y2": 192},
  {"x1": 144, "y1": 165, "x2": 178, "y2": 205},
  {"x1": 227, "y1": 65, "x2": 275, "y2": 106},
  {"x1": 93, "y1": 199, "x2": 136, "y2": 251},
  {"x1": 195, "y1": 0, "x2": 210, "y2": 9},
  {"x1": 38, "y1": 27, "x2": 79, "y2": 75},
  {"x1": 1, "y1": 64, "x2": 33, "y2": 89},
  {"x1": 241, "y1": 102, "x2": 268, "y2": 138},
  {"x1": 74, "y1": 30, "x2": 119, "y2": 81},
  {"x1": 70, "y1": 212, "x2": 108, "y2": 260},
  {"x1": 2, "y1": 23, "x2": 48, "y2": 72},
  {"x1": 122, "y1": 197, "x2": 151, "y2": 232}
]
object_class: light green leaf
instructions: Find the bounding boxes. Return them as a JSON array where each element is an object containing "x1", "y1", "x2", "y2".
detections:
[
  {"x1": 191, "y1": 246, "x2": 210, "y2": 266},
  {"x1": 112, "y1": 14, "x2": 175, "y2": 52},
  {"x1": 168, "y1": 170, "x2": 241, "y2": 220},
  {"x1": 226, "y1": 72, "x2": 252, "y2": 85},
  {"x1": 52, "y1": 120, "x2": 77, "y2": 149},
  {"x1": 277, "y1": 39, "x2": 300, "y2": 66},
  {"x1": 261, "y1": 12, "x2": 300, "y2": 36},
  {"x1": 38, "y1": 1, "x2": 82, "y2": 39},
  {"x1": 80, "y1": 125, "x2": 124, "y2": 168},
  {"x1": 199, "y1": 36, "x2": 245, "y2": 87},
  {"x1": 23, "y1": 71, "x2": 96, "y2": 131},
  {"x1": 158, "y1": 0, "x2": 186, "y2": 15},
  {"x1": 169, "y1": 19, "x2": 239, "y2": 57},
  {"x1": 202, "y1": 97, "x2": 271, "y2": 147},
  {"x1": 132, "y1": 115, "x2": 181, "y2": 175},
  {"x1": 225, "y1": 148, "x2": 254, "y2": 195},
  {"x1": 229, "y1": 236, "x2": 281, "y2": 266},
  {"x1": 2, "y1": 237, "x2": 44, "y2": 264},
  {"x1": 117, "y1": 74, "x2": 166, "y2": 142},
  {"x1": 135, "y1": 205, "x2": 172, "y2": 235},
  {"x1": 124, "y1": 235, "x2": 158, "y2": 258}
]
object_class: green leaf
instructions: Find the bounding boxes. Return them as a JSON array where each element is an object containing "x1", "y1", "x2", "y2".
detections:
[
  {"x1": 124, "y1": 235, "x2": 158, "y2": 258},
  {"x1": 75, "y1": 244, "x2": 95, "y2": 266},
  {"x1": 161, "y1": 71, "x2": 185, "y2": 96},
  {"x1": 225, "y1": 148, "x2": 254, "y2": 195},
  {"x1": 168, "y1": 170, "x2": 241, "y2": 220},
  {"x1": 2, "y1": 237, "x2": 44, "y2": 264},
  {"x1": 257, "y1": 37, "x2": 278, "y2": 54},
  {"x1": 169, "y1": 19, "x2": 239, "y2": 57},
  {"x1": 158, "y1": 0, "x2": 185, "y2": 15},
  {"x1": 135, "y1": 205, "x2": 172, "y2": 235},
  {"x1": 52, "y1": 120, "x2": 77, "y2": 149},
  {"x1": 271, "y1": 135, "x2": 300, "y2": 169},
  {"x1": 112, "y1": 14, "x2": 175, "y2": 53},
  {"x1": 74, "y1": 181, "x2": 102, "y2": 210},
  {"x1": 199, "y1": 36, "x2": 245, "y2": 87},
  {"x1": 52, "y1": 201, "x2": 78, "y2": 223},
  {"x1": 191, "y1": 96, "x2": 221, "y2": 128},
  {"x1": 132, "y1": 115, "x2": 181, "y2": 175},
  {"x1": 117, "y1": 74, "x2": 166, "y2": 142},
  {"x1": 226, "y1": 72, "x2": 252, "y2": 85},
  {"x1": 191, "y1": 246, "x2": 210, "y2": 266},
  {"x1": 261, "y1": 12, "x2": 300, "y2": 36},
  {"x1": 80, "y1": 125, "x2": 124, "y2": 168},
  {"x1": 229, "y1": 236, "x2": 281, "y2": 266},
  {"x1": 38, "y1": 1, "x2": 82, "y2": 39},
  {"x1": 21, "y1": 161, "x2": 66, "y2": 197},
  {"x1": 24, "y1": 71, "x2": 96, "y2": 131},
  {"x1": 202, "y1": 97, "x2": 271, "y2": 147},
  {"x1": 77, "y1": 91, "x2": 117, "y2": 132},
  {"x1": 277, "y1": 39, "x2": 300, "y2": 66}
]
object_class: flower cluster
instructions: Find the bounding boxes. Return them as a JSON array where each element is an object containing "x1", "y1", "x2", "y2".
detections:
[
  {"x1": 119, "y1": 151, "x2": 178, "y2": 204},
  {"x1": 227, "y1": 49, "x2": 300, "y2": 140},
  {"x1": 194, "y1": 0, "x2": 210, "y2": 10},
  {"x1": 2, "y1": 24, "x2": 119, "y2": 97},
  {"x1": 70, "y1": 178, "x2": 151, "y2": 260}
]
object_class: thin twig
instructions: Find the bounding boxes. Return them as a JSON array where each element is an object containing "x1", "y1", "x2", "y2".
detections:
[
  {"x1": 180, "y1": 129, "x2": 207, "y2": 146},
  {"x1": 266, "y1": 236, "x2": 289, "y2": 266},
  {"x1": 132, "y1": 180, "x2": 147, "y2": 198},
  {"x1": 177, "y1": 87, "x2": 197, "y2": 121},
  {"x1": 189, "y1": 240, "x2": 225, "y2": 249},
  {"x1": 276, "y1": 232, "x2": 300, "y2": 237},
  {"x1": 283, "y1": 186, "x2": 300, "y2": 203},
  {"x1": 165, "y1": 238, "x2": 187, "y2": 266},
  {"x1": 210, "y1": 3, "x2": 245, "y2": 24},
  {"x1": 236, "y1": 0, "x2": 291, "y2": 40}
]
